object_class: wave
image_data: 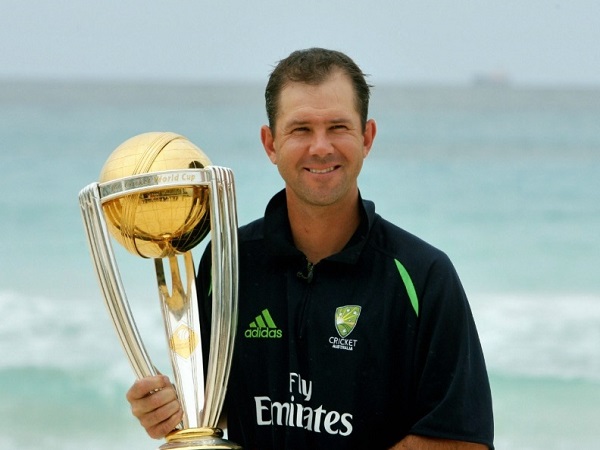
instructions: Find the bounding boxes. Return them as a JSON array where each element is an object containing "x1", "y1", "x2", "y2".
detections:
[
  {"x1": 0, "y1": 289, "x2": 171, "y2": 375},
  {"x1": 3, "y1": 289, "x2": 599, "y2": 382},
  {"x1": 471, "y1": 292, "x2": 600, "y2": 382}
]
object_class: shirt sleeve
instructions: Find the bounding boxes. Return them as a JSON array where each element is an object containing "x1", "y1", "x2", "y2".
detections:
[{"x1": 409, "y1": 252, "x2": 494, "y2": 449}]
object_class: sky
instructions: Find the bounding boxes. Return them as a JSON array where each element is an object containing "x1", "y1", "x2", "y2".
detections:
[{"x1": 1, "y1": 0, "x2": 599, "y2": 87}]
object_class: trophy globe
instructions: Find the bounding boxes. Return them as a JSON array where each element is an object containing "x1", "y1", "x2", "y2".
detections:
[{"x1": 99, "y1": 131, "x2": 213, "y2": 259}]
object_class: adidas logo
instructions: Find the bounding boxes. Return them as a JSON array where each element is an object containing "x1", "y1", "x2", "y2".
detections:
[{"x1": 244, "y1": 308, "x2": 283, "y2": 339}]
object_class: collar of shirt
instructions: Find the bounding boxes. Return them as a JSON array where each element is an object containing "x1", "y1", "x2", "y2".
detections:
[{"x1": 263, "y1": 189, "x2": 376, "y2": 265}]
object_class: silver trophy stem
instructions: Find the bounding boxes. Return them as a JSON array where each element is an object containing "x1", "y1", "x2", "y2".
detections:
[{"x1": 155, "y1": 252, "x2": 204, "y2": 429}]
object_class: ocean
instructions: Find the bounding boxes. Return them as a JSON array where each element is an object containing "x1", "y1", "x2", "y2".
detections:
[{"x1": 0, "y1": 80, "x2": 599, "y2": 449}]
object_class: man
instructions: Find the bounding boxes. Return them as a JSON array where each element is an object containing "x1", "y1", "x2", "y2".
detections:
[{"x1": 127, "y1": 48, "x2": 494, "y2": 449}]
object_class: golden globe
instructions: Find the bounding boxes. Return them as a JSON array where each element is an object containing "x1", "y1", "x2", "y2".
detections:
[{"x1": 98, "y1": 132, "x2": 212, "y2": 259}]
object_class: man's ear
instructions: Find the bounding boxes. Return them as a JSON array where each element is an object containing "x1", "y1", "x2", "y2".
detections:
[
  {"x1": 261, "y1": 125, "x2": 277, "y2": 164},
  {"x1": 362, "y1": 119, "x2": 377, "y2": 158}
]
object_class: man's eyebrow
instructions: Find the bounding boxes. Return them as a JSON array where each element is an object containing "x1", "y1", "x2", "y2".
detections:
[
  {"x1": 329, "y1": 118, "x2": 353, "y2": 125},
  {"x1": 284, "y1": 117, "x2": 352, "y2": 128},
  {"x1": 284, "y1": 119, "x2": 309, "y2": 128}
]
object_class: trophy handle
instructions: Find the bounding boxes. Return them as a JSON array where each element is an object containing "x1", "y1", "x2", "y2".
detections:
[
  {"x1": 203, "y1": 166, "x2": 239, "y2": 428},
  {"x1": 79, "y1": 184, "x2": 156, "y2": 379}
]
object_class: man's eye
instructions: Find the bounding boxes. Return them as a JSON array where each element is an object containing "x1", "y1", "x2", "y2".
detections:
[{"x1": 332, "y1": 124, "x2": 348, "y2": 130}]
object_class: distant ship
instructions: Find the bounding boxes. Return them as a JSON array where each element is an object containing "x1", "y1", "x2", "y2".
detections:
[{"x1": 472, "y1": 71, "x2": 511, "y2": 87}]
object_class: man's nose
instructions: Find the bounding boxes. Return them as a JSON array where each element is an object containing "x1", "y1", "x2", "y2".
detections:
[{"x1": 308, "y1": 130, "x2": 334, "y2": 157}]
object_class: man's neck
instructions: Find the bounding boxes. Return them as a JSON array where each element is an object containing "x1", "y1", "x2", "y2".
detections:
[{"x1": 286, "y1": 192, "x2": 361, "y2": 264}]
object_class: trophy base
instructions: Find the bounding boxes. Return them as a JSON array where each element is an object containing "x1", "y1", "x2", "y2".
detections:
[{"x1": 160, "y1": 427, "x2": 242, "y2": 450}]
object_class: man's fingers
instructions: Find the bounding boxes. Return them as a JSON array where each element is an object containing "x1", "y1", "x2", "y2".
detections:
[
  {"x1": 131, "y1": 384, "x2": 178, "y2": 417},
  {"x1": 126, "y1": 375, "x2": 171, "y2": 402},
  {"x1": 140, "y1": 397, "x2": 183, "y2": 439},
  {"x1": 125, "y1": 375, "x2": 183, "y2": 439}
]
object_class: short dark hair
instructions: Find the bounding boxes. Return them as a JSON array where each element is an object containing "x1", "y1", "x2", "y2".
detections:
[{"x1": 265, "y1": 48, "x2": 371, "y2": 131}]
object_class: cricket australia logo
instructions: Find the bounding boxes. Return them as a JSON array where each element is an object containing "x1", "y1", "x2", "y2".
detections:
[
  {"x1": 245, "y1": 308, "x2": 283, "y2": 339},
  {"x1": 329, "y1": 305, "x2": 361, "y2": 351}
]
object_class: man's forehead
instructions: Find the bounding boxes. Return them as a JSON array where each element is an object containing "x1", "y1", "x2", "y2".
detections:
[{"x1": 277, "y1": 74, "x2": 356, "y2": 113}]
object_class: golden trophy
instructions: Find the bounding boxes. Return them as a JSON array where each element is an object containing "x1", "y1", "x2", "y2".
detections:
[{"x1": 79, "y1": 132, "x2": 241, "y2": 449}]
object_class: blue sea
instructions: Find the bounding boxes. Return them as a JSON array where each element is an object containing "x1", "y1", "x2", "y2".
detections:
[{"x1": 1, "y1": 80, "x2": 599, "y2": 449}]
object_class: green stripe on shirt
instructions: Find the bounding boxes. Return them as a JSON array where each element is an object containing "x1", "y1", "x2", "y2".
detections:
[{"x1": 394, "y1": 259, "x2": 419, "y2": 317}]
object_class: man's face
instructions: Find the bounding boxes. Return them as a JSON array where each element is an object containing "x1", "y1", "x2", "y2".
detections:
[{"x1": 261, "y1": 70, "x2": 376, "y2": 208}]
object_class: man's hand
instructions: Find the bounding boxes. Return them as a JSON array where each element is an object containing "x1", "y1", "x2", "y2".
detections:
[{"x1": 126, "y1": 375, "x2": 183, "y2": 439}]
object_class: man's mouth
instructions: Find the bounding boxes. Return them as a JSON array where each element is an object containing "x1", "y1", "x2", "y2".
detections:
[{"x1": 308, "y1": 166, "x2": 337, "y2": 174}]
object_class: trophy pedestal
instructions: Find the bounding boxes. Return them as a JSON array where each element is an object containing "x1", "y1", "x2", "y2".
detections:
[{"x1": 160, "y1": 427, "x2": 241, "y2": 450}]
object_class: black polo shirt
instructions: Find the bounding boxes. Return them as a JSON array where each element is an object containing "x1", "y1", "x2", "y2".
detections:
[{"x1": 197, "y1": 189, "x2": 494, "y2": 450}]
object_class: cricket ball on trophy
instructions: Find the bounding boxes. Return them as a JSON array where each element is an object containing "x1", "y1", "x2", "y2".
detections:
[{"x1": 99, "y1": 132, "x2": 212, "y2": 259}]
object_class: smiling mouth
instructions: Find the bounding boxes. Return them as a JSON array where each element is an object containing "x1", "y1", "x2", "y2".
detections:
[{"x1": 308, "y1": 166, "x2": 338, "y2": 174}]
